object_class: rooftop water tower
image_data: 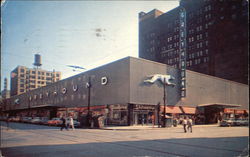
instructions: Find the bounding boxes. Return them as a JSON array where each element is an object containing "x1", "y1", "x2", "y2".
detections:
[{"x1": 33, "y1": 54, "x2": 42, "y2": 68}]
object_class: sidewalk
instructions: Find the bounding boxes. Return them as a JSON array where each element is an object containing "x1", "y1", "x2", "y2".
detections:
[{"x1": 101, "y1": 124, "x2": 219, "y2": 130}]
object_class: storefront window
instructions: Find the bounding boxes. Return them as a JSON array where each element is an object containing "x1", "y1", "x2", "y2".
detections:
[{"x1": 113, "y1": 112, "x2": 120, "y2": 120}]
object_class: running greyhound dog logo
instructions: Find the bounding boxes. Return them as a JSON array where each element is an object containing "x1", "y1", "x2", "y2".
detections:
[{"x1": 144, "y1": 74, "x2": 176, "y2": 86}]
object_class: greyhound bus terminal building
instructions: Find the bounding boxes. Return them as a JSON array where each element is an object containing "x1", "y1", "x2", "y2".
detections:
[{"x1": 2, "y1": 57, "x2": 249, "y2": 125}]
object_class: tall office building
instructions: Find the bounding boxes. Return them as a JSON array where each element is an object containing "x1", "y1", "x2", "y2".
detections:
[
  {"x1": 10, "y1": 55, "x2": 61, "y2": 96},
  {"x1": 139, "y1": 0, "x2": 248, "y2": 84}
]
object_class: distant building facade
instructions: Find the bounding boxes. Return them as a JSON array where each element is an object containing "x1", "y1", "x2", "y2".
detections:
[
  {"x1": 139, "y1": 0, "x2": 248, "y2": 84},
  {"x1": 10, "y1": 66, "x2": 61, "y2": 96},
  {"x1": 1, "y1": 78, "x2": 10, "y2": 99}
]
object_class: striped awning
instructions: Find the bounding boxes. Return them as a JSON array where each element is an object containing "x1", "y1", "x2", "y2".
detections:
[
  {"x1": 161, "y1": 106, "x2": 182, "y2": 114},
  {"x1": 181, "y1": 106, "x2": 196, "y2": 114}
]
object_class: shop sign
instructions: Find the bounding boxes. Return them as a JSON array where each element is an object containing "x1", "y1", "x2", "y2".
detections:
[
  {"x1": 14, "y1": 98, "x2": 20, "y2": 105},
  {"x1": 73, "y1": 85, "x2": 78, "y2": 92},
  {"x1": 39, "y1": 94, "x2": 43, "y2": 99},
  {"x1": 101, "y1": 77, "x2": 108, "y2": 85},
  {"x1": 135, "y1": 104, "x2": 155, "y2": 110},
  {"x1": 111, "y1": 104, "x2": 127, "y2": 110},
  {"x1": 61, "y1": 88, "x2": 67, "y2": 94},
  {"x1": 144, "y1": 74, "x2": 175, "y2": 86}
]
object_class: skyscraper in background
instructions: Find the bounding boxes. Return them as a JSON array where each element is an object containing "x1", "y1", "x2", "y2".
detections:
[{"x1": 139, "y1": 0, "x2": 248, "y2": 84}]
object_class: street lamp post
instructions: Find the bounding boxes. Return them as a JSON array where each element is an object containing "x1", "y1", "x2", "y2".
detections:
[
  {"x1": 162, "y1": 78, "x2": 166, "y2": 128},
  {"x1": 86, "y1": 76, "x2": 91, "y2": 126}
]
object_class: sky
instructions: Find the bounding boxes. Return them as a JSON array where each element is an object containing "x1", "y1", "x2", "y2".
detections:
[{"x1": 1, "y1": 0, "x2": 179, "y2": 91}]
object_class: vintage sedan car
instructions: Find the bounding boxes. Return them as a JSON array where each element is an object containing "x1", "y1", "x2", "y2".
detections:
[
  {"x1": 10, "y1": 116, "x2": 21, "y2": 122},
  {"x1": 21, "y1": 117, "x2": 33, "y2": 123},
  {"x1": 39, "y1": 117, "x2": 49, "y2": 125},
  {"x1": 235, "y1": 118, "x2": 249, "y2": 126},
  {"x1": 47, "y1": 118, "x2": 62, "y2": 126},
  {"x1": 30, "y1": 117, "x2": 42, "y2": 124},
  {"x1": 220, "y1": 118, "x2": 237, "y2": 127}
]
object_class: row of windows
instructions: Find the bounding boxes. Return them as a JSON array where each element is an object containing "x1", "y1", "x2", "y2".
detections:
[
  {"x1": 19, "y1": 69, "x2": 60, "y2": 77},
  {"x1": 204, "y1": 5, "x2": 212, "y2": 12},
  {"x1": 164, "y1": 56, "x2": 209, "y2": 68},
  {"x1": 189, "y1": 41, "x2": 209, "y2": 50},
  {"x1": 20, "y1": 74, "x2": 59, "y2": 80},
  {"x1": 189, "y1": 49, "x2": 209, "y2": 59},
  {"x1": 186, "y1": 57, "x2": 210, "y2": 67},
  {"x1": 167, "y1": 58, "x2": 179, "y2": 65},
  {"x1": 189, "y1": 5, "x2": 211, "y2": 19}
]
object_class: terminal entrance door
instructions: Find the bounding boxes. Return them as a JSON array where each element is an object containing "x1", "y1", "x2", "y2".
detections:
[{"x1": 133, "y1": 112, "x2": 153, "y2": 125}]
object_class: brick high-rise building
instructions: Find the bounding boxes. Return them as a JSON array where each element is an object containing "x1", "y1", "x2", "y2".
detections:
[
  {"x1": 10, "y1": 55, "x2": 61, "y2": 96},
  {"x1": 139, "y1": 0, "x2": 248, "y2": 84},
  {"x1": 10, "y1": 66, "x2": 61, "y2": 96}
]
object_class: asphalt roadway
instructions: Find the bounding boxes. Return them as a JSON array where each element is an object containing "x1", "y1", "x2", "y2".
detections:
[{"x1": 0, "y1": 122, "x2": 249, "y2": 157}]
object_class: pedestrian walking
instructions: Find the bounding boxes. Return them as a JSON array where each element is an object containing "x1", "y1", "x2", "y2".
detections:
[
  {"x1": 60, "y1": 116, "x2": 68, "y2": 131},
  {"x1": 6, "y1": 116, "x2": 10, "y2": 130},
  {"x1": 187, "y1": 117, "x2": 193, "y2": 133},
  {"x1": 69, "y1": 116, "x2": 75, "y2": 130},
  {"x1": 183, "y1": 116, "x2": 187, "y2": 133}
]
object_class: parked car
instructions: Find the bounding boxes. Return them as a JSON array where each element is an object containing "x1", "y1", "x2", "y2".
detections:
[
  {"x1": 30, "y1": 117, "x2": 42, "y2": 124},
  {"x1": 220, "y1": 118, "x2": 237, "y2": 127},
  {"x1": 47, "y1": 118, "x2": 62, "y2": 126},
  {"x1": 0, "y1": 116, "x2": 7, "y2": 121},
  {"x1": 21, "y1": 117, "x2": 33, "y2": 123},
  {"x1": 39, "y1": 117, "x2": 49, "y2": 125},
  {"x1": 11, "y1": 116, "x2": 21, "y2": 122},
  {"x1": 235, "y1": 118, "x2": 249, "y2": 126}
]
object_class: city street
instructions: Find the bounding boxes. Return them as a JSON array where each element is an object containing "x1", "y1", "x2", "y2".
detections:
[{"x1": 0, "y1": 122, "x2": 248, "y2": 157}]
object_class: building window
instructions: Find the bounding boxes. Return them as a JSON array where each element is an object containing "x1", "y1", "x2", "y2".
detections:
[
  {"x1": 205, "y1": 41, "x2": 209, "y2": 46},
  {"x1": 181, "y1": 90, "x2": 186, "y2": 97},
  {"x1": 232, "y1": 14, "x2": 237, "y2": 19}
]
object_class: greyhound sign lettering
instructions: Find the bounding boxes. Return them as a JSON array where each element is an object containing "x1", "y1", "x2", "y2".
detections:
[{"x1": 144, "y1": 74, "x2": 176, "y2": 86}]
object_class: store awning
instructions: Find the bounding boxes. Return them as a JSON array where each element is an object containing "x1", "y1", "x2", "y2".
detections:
[
  {"x1": 235, "y1": 109, "x2": 245, "y2": 114},
  {"x1": 181, "y1": 107, "x2": 196, "y2": 114},
  {"x1": 164, "y1": 106, "x2": 182, "y2": 114},
  {"x1": 224, "y1": 108, "x2": 234, "y2": 113},
  {"x1": 198, "y1": 103, "x2": 241, "y2": 108},
  {"x1": 31, "y1": 104, "x2": 56, "y2": 108},
  {"x1": 224, "y1": 108, "x2": 247, "y2": 114}
]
